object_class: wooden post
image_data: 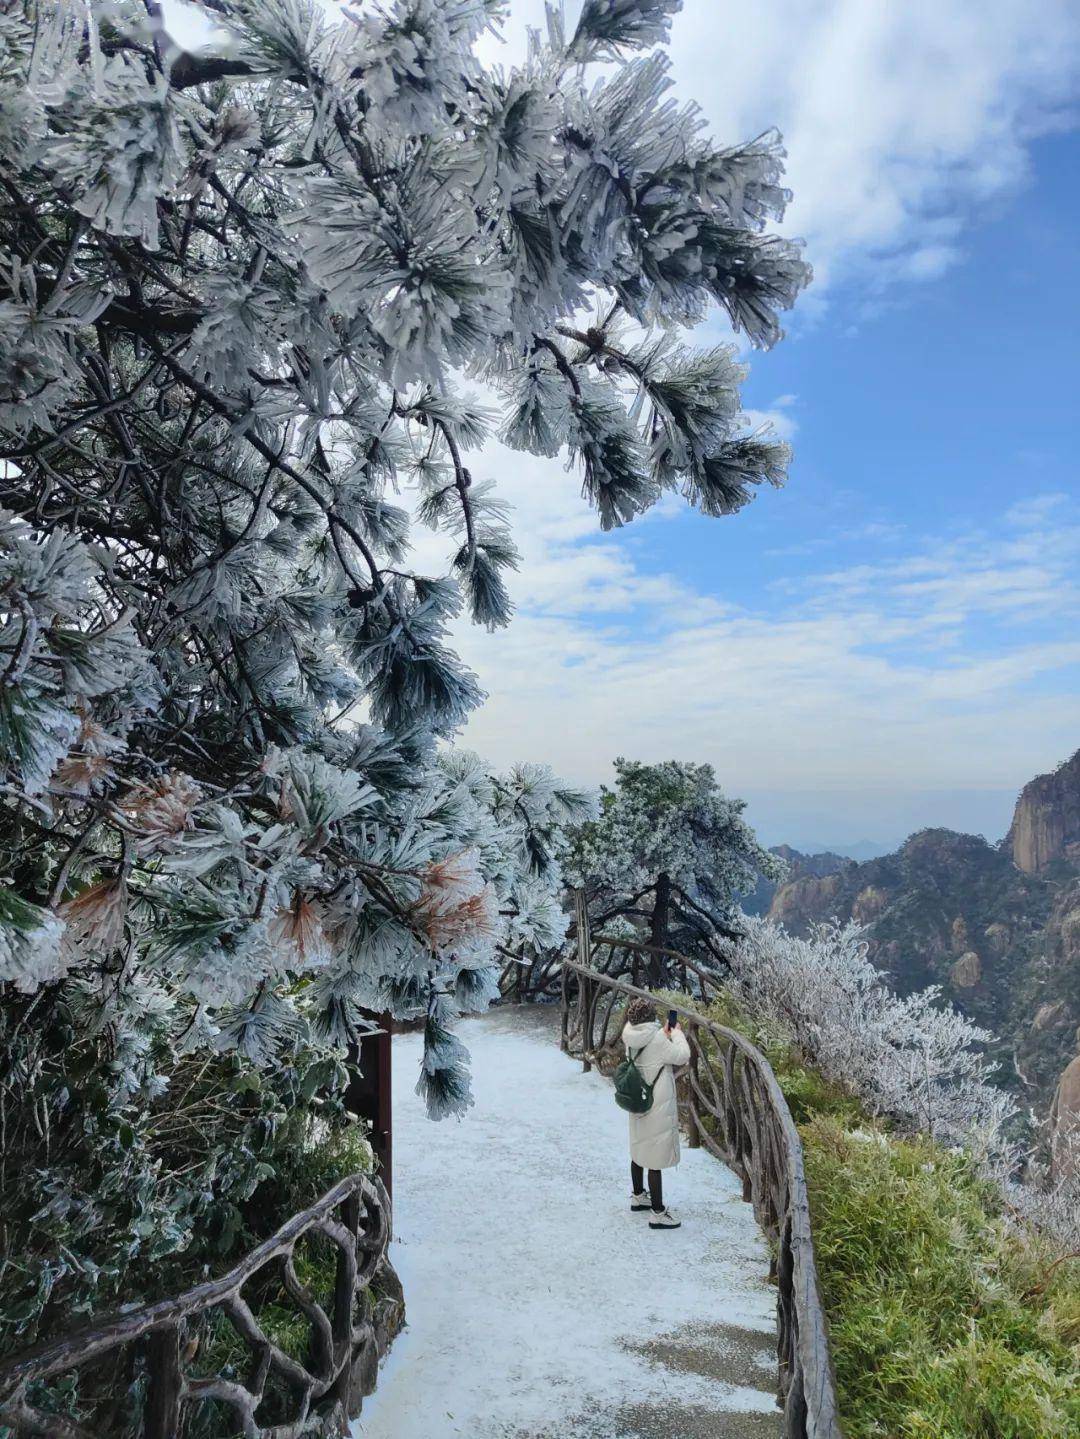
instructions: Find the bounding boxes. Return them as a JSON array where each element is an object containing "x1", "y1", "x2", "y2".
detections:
[
  {"x1": 335, "y1": 1190, "x2": 361, "y2": 1336},
  {"x1": 144, "y1": 1324, "x2": 181, "y2": 1439},
  {"x1": 559, "y1": 956, "x2": 569, "y2": 1052},
  {"x1": 582, "y1": 979, "x2": 593, "y2": 1072},
  {"x1": 374, "y1": 1017, "x2": 392, "y2": 1210},
  {"x1": 687, "y1": 1041, "x2": 701, "y2": 1148},
  {"x1": 574, "y1": 888, "x2": 591, "y2": 969},
  {"x1": 347, "y1": 1014, "x2": 393, "y2": 1213},
  {"x1": 574, "y1": 890, "x2": 593, "y2": 1069}
]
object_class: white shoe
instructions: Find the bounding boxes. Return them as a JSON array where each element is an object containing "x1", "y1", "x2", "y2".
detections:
[
  {"x1": 649, "y1": 1207, "x2": 681, "y2": 1229},
  {"x1": 630, "y1": 1191, "x2": 651, "y2": 1212}
]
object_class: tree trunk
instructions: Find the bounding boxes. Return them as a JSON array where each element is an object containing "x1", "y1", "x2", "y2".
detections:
[{"x1": 648, "y1": 871, "x2": 671, "y2": 986}]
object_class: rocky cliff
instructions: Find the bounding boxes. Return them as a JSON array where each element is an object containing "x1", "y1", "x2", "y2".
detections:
[
  {"x1": 761, "y1": 754, "x2": 1080, "y2": 1113},
  {"x1": 1050, "y1": 1047, "x2": 1080, "y2": 1179},
  {"x1": 741, "y1": 844, "x2": 850, "y2": 916},
  {"x1": 1007, "y1": 749, "x2": 1080, "y2": 873}
]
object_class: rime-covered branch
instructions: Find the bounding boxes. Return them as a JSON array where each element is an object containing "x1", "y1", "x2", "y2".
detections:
[{"x1": 0, "y1": 0, "x2": 806, "y2": 1154}]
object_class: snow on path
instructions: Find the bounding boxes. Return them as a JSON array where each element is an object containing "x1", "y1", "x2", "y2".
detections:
[{"x1": 354, "y1": 1006, "x2": 781, "y2": 1439}]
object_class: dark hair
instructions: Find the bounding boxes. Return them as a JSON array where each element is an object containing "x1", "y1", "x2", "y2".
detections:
[{"x1": 626, "y1": 997, "x2": 657, "y2": 1026}]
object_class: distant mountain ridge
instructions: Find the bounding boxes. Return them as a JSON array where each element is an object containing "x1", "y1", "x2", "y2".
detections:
[
  {"x1": 796, "y1": 839, "x2": 897, "y2": 862},
  {"x1": 750, "y1": 751, "x2": 1080, "y2": 1115}
]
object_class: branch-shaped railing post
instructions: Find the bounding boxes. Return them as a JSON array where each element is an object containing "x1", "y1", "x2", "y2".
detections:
[
  {"x1": 559, "y1": 952, "x2": 843, "y2": 1439},
  {"x1": 0, "y1": 1172, "x2": 399, "y2": 1439}
]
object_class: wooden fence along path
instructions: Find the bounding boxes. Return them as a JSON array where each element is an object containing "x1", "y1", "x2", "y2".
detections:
[
  {"x1": 561, "y1": 895, "x2": 843, "y2": 1439},
  {"x1": 0, "y1": 1173, "x2": 396, "y2": 1439},
  {"x1": 2, "y1": 908, "x2": 841, "y2": 1439},
  {"x1": 500, "y1": 926, "x2": 724, "y2": 1005}
]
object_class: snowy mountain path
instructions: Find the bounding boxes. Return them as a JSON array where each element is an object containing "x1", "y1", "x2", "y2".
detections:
[{"x1": 354, "y1": 1006, "x2": 782, "y2": 1439}]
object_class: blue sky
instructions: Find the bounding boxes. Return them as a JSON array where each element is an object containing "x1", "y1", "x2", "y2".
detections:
[
  {"x1": 603, "y1": 128, "x2": 1080, "y2": 848},
  {"x1": 664, "y1": 128, "x2": 1080, "y2": 603},
  {"x1": 449, "y1": 1, "x2": 1080, "y2": 852}
]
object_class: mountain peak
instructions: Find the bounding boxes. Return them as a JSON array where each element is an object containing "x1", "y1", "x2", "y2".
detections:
[{"x1": 1007, "y1": 749, "x2": 1080, "y2": 874}]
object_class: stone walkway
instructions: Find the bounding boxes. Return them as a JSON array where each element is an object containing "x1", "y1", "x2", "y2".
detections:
[{"x1": 354, "y1": 1006, "x2": 781, "y2": 1439}]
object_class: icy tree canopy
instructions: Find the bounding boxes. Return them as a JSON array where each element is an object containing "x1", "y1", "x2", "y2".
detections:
[
  {"x1": 0, "y1": 0, "x2": 809, "y2": 1114},
  {"x1": 569, "y1": 758, "x2": 786, "y2": 971}
]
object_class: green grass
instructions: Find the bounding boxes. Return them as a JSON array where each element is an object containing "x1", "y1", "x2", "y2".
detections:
[
  {"x1": 666, "y1": 990, "x2": 1080, "y2": 1438},
  {"x1": 804, "y1": 1118, "x2": 1079, "y2": 1438}
]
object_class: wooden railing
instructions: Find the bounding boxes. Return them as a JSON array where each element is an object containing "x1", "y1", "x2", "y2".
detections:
[
  {"x1": 585, "y1": 932, "x2": 725, "y2": 1001},
  {"x1": 561, "y1": 900, "x2": 843, "y2": 1439},
  {"x1": 0, "y1": 1172, "x2": 396, "y2": 1439},
  {"x1": 500, "y1": 930, "x2": 726, "y2": 1005}
]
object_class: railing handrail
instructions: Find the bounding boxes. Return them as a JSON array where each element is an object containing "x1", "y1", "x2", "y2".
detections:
[
  {"x1": 0, "y1": 1171, "x2": 377, "y2": 1390},
  {"x1": 590, "y1": 932, "x2": 726, "y2": 990},
  {"x1": 562, "y1": 943, "x2": 843, "y2": 1438},
  {"x1": 0, "y1": 1169, "x2": 393, "y2": 1439},
  {"x1": 563, "y1": 954, "x2": 789, "y2": 1109},
  {"x1": 500, "y1": 931, "x2": 727, "y2": 1005}
]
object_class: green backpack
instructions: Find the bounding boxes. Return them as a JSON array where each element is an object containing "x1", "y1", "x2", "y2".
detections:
[{"x1": 614, "y1": 1048, "x2": 659, "y2": 1115}]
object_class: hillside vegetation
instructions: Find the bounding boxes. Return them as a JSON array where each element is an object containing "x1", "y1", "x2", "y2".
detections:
[{"x1": 683, "y1": 989, "x2": 1080, "y2": 1439}]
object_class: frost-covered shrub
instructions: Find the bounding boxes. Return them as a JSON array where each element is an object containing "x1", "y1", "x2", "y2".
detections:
[
  {"x1": 0, "y1": 992, "x2": 368, "y2": 1352},
  {"x1": 992, "y1": 1129, "x2": 1080, "y2": 1253},
  {"x1": 727, "y1": 918, "x2": 1017, "y2": 1155},
  {"x1": 728, "y1": 918, "x2": 1080, "y2": 1251}
]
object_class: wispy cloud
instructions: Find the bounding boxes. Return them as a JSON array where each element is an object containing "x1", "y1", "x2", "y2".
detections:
[
  {"x1": 419, "y1": 449, "x2": 1078, "y2": 821},
  {"x1": 743, "y1": 393, "x2": 800, "y2": 443}
]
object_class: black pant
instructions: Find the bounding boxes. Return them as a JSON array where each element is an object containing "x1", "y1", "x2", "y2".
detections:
[{"x1": 631, "y1": 1162, "x2": 663, "y2": 1212}]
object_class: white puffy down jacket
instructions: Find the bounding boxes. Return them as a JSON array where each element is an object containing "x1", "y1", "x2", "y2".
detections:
[{"x1": 622, "y1": 1019, "x2": 691, "y2": 1170}]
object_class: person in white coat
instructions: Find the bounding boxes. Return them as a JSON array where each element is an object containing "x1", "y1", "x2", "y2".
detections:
[{"x1": 622, "y1": 995, "x2": 691, "y2": 1229}]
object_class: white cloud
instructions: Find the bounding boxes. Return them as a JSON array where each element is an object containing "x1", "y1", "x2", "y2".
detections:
[
  {"x1": 743, "y1": 394, "x2": 799, "y2": 442},
  {"x1": 677, "y1": 0, "x2": 1079, "y2": 295}
]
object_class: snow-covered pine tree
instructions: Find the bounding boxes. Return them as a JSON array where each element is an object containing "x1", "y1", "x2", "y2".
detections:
[
  {"x1": 568, "y1": 758, "x2": 786, "y2": 980},
  {"x1": 0, "y1": 0, "x2": 808, "y2": 1121}
]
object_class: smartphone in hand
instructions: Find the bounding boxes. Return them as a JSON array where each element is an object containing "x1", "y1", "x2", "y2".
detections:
[{"x1": 667, "y1": 1008, "x2": 678, "y2": 1031}]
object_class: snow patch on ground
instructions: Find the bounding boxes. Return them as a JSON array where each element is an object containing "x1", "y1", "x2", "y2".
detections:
[{"x1": 354, "y1": 1007, "x2": 780, "y2": 1439}]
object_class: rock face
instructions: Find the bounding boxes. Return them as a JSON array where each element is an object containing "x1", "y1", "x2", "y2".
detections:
[
  {"x1": 1014, "y1": 876, "x2": 1080, "y2": 1103},
  {"x1": 950, "y1": 951, "x2": 982, "y2": 988},
  {"x1": 758, "y1": 754, "x2": 1080, "y2": 1113},
  {"x1": 1050, "y1": 1048, "x2": 1080, "y2": 1180},
  {"x1": 1008, "y1": 749, "x2": 1080, "y2": 873},
  {"x1": 742, "y1": 845, "x2": 850, "y2": 917}
]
